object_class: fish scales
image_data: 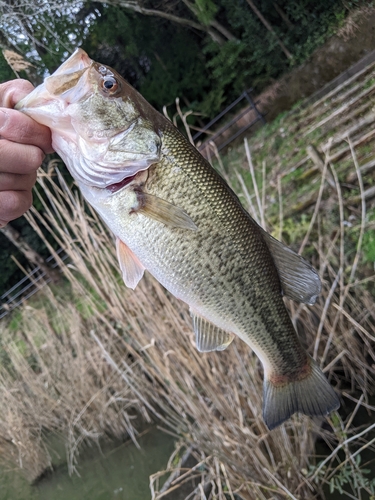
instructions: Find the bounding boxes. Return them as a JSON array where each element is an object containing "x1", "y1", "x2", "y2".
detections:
[
  {"x1": 16, "y1": 49, "x2": 340, "y2": 429},
  {"x1": 97, "y1": 120, "x2": 309, "y2": 374}
]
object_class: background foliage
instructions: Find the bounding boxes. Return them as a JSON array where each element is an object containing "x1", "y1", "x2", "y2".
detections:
[{"x1": 0, "y1": 0, "x2": 364, "y2": 292}]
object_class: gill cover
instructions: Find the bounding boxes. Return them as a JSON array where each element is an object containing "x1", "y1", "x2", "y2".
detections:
[{"x1": 16, "y1": 49, "x2": 162, "y2": 189}]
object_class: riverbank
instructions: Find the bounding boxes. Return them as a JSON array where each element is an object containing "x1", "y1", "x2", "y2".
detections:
[
  {"x1": 0, "y1": 427, "x2": 176, "y2": 500},
  {"x1": 1, "y1": 7, "x2": 375, "y2": 498},
  {"x1": 203, "y1": 5, "x2": 375, "y2": 154}
]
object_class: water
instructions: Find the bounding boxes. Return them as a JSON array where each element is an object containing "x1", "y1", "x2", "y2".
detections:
[{"x1": 0, "y1": 427, "x2": 175, "y2": 500}]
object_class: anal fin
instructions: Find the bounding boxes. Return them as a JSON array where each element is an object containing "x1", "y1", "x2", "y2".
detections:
[
  {"x1": 136, "y1": 191, "x2": 197, "y2": 231},
  {"x1": 190, "y1": 309, "x2": 234, "y2": 352},
  {"x1": 116, "y1": 238, "x2": 145, "y2": 290}
]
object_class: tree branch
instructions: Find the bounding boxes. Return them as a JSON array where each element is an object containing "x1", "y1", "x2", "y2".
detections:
[
  {"x1": 246, "y1": 0, "x2": 293, "y2": 60},
  {"x1": 95, "y1": 0, "x2": 224, "y2": 43},
  {"x1": 182, "y1": 0, "x2": 238, "y2": 41},
  {"x1": 273, "y1": 2, "x2": 294, "y2": 30}
]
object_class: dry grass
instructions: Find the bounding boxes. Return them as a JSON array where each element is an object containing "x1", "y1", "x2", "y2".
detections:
[
  {"x1": 336, "y1": 5, "x2": 375, "y2": 42},
  {"x1": 0, "y1": 129, "x2": 374, "y2": 499},
  {"x1": 2, "y1": 60, "x2": 375, "y2": 496}
]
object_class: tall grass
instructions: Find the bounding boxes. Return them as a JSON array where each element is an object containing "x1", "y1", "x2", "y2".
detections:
[{"x1": 0, "y1": 133, "x2": 374, "y2": 498}]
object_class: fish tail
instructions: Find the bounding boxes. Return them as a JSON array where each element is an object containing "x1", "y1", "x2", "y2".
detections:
[{"x1": 263, "y1": 356, "x2": 340, "y2": 430}]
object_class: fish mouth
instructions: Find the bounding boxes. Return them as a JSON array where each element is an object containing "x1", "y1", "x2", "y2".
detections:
[
  {"x1": 16, "y1": 49, "x2": 93, "y2": 114},
  {"x1": 43, "y1": 49, "x2": 93, "y2": 97},
  {"x1": 50, "y1": 48, "x2": 92, "y2": 76},
  {"x1": 16, "y1": 48, "x2": 160, "y2": 190}
]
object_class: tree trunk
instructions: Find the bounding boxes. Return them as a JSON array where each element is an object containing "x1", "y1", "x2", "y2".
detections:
[
  {"x1": 182, "y1": 0, "x2": 238, "y2": 41},
  {"x1": 98, "y1": 0, "x2": 225, "y2": 44},
  {"x1": 273, "y1": 2, "x2": 294, "y2": 30},
  {"x1": 245, "y1": 0, "x2": 293, "y2": 60},
  {"x1": 1, "y1": 224, "x2": 61, "y2": 283}
]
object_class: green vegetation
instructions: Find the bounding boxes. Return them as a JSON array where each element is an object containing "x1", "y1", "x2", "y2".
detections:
[
  {"x1": 0, "y1": 1, "x2": 365, "y2": 113},
  {"x1": 0, "y1": 49, "x2": 375, "y2": 497},
  {"x1": 309, "y1": 454, "x2": 375, "y2": 498},
  {"x1": 1, "y1": 3, "x2": 375, "y2": 498},
  {"x1": 0, "y1": 0, "x2": 371, "y2": 294}
]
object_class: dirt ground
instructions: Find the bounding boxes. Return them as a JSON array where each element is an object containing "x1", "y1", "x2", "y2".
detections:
[
  {"x1": 259, "y1": 6, "x2": 375, "y2": 120},
  {"x1": 200, "y1": 6, "x2": 375, "y2": 155}
]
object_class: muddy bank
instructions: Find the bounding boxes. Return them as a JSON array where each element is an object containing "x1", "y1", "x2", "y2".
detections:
[
  {"x1": 200, "y1": 7, "x2": 375, "y2": 155},
  {"x1": 260, "y1": 7, "x2": 375, "y2": 120}
]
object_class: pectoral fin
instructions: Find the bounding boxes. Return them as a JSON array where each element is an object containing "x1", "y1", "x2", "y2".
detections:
[
  {"x1": 190, "y1": 309, "x2": 234, "y2": 352},
  {"x1": 116, "y1": 238, "x2": 145, "y2": 290},
  {"x1": 137, "y1": 192, "x2": 197, "y2": 231},
  {"x1": 260, "y1": 229, "x2": 321, "y2": 305}
]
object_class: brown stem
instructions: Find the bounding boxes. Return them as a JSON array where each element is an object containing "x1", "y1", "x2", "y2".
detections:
[
  {"x1": 0, "y1": 32, "x2": 39, "y2": 84},
  {"x1": 273, "y1": 2, "x2": 294, "y2": 30},
  {"x1": 245, "y1": 0, "x2": 293, "y2": 60}
]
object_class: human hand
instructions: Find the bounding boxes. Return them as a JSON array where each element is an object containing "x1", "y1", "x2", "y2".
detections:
[{"x1": 0, "y1": 80, "x2": 53, "y2": 228}]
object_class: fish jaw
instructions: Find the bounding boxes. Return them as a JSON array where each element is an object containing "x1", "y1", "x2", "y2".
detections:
[
  {"x1": 15, "y1": 49, "x2": 94, "y2": 151},
  {"x1": 16, "y1": 49, "x2": 93, "y2": 126},
  {"x1": 48, "y1": 48, "x2": 93, "y2": 76},
  {"x1": 16, "y1": 49, "x2": 161, "y2": 189}
]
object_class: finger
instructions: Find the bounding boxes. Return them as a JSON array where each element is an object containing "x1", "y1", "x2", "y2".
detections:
[
  {"x1": 0, "y1": 139, "x2": 44, "y2": 174},
  {"x1": 0, "y1": 171, "x2": 37, "y2": 192},
  {"x1": 0, "y1": 108, "x2": 53, "y2": 154},
  {"x1": 0, "y1": 80, "x2": 35, "y2": 108},
  {"x1": 0, "y1": 190, "x2": 33, "y2": 222}
]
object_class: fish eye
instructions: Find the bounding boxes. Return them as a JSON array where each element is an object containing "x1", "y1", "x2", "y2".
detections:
[{"x1": 102, "y1": 76, "x2": 119, "y2": 92}]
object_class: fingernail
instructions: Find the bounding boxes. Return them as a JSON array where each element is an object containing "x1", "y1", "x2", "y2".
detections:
[{"x1": 0, "y1": 109, "x2": 9, "y2": 130}]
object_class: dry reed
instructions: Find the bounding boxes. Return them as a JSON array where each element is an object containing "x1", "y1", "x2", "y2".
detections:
[{"x1": 1, "y1": 99, "x2": 375, "y2": 497}]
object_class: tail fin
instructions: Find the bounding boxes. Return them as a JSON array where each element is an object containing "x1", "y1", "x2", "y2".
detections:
[{"x1": 263, "y1": 357, "x2": 340, "y2": 430}]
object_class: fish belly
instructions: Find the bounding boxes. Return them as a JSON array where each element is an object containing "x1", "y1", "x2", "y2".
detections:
[
  {"x1": 80, "y1": 124, "x2": 339, "y2": 430},
  {"x1": 84, "y1": 151, "x2": 306, "y2": 378}
]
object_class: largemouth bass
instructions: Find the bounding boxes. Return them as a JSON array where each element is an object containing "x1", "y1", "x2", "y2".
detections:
[{"x1": 17, "y1": 49, "x2": 339, "y2": 429}]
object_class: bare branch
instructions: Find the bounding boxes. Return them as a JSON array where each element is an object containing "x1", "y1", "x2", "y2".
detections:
[
  {"x1": 246, "y1": 0, "x2": 293, "y2": 59},
  {"x1": 95, "y1": 0, "x2": 225, "y2": 44},
  {"x1": 182, "y1": 0, "x2": 238, "y2": 41}
]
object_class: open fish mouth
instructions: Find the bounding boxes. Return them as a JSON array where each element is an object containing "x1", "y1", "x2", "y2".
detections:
[
  {"x1": 16, "y1": 49, "x2": 161, "y2": 189},
  {"x1": 50, "y1": 48, "x2": 92, "y2": 75},
  {"x1": 16, "y1": 49, "x2": 93, "y2": 118}
]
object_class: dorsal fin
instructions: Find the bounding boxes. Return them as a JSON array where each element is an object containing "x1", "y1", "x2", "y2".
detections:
[
  {"x1": 260, "y1": 228, "x2": 321, "y2": 305},
  {"x1": 116, "y1": 238, "x2": 145, "y2": 290},
  {"x1": 190, "y1": 309, "x2": 234, "y2": 352}
]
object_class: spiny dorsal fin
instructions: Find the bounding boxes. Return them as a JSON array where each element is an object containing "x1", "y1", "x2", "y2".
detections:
[
  {"x1": 260, "y1": 228, "x2": 321, "y2": 305},
  {"x1": 190, "y1": 309, "x2": 234, "y2": 352},
  {"x1": 137, "y1": 192, "x2": 197, "y2": 231},
  {"x1": 116, "y1": 238, "x2": 145, "y2": 290}
]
